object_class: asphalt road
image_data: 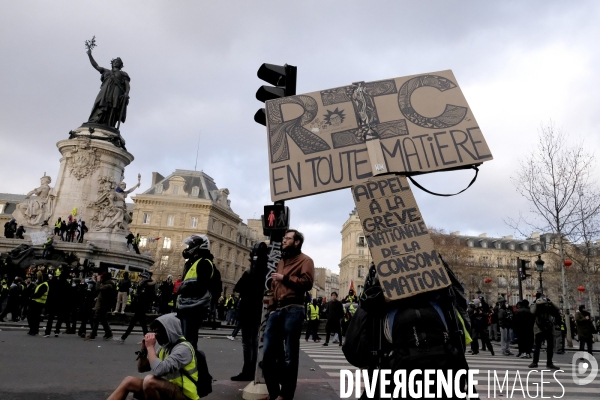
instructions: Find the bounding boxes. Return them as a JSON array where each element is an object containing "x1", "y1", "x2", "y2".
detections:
[{"x1": 0, "y1": 330, "x2": 339, "y2": 400}]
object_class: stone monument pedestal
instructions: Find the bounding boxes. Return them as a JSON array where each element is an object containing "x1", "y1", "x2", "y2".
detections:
[
  {"x1": 52, "y1": 126, "x2": 135, "y2": 250},
  {"x1": 8, "y1": 125, "x2": 153, "y2": 273}
]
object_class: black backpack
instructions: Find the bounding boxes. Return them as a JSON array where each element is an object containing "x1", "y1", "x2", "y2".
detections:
[
  {"x1": 174, "y1": 340, "x2": 213, "y2": 398},
  {"x1": 208, "y1": 263, "x2": 222, "y2": 301}
]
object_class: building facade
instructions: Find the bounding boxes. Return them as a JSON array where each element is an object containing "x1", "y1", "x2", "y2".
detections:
[
  {"x1": 129, "y1": 169, "x2": 261, "y2": 295},
  {"x1": 339, "y1": 209, "x2": 371, "y2": 297},
  {"x1": 314, "y1": 267, "x2": 340, "y2": 299},
  {"x1": 338, "y1": 208, "x2": 600, "y2": 311},
  {"x1": 0, "y1": 193, "x2": 26, "y2": 228}
]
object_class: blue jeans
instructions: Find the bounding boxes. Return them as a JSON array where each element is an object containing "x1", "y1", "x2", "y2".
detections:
[{"x1": 262, "y1": 306, "x2": 305, "y2": 400}]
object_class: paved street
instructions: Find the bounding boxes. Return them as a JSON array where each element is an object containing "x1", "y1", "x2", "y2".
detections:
[
  {"x1": 303, "y1": 341, "x2": 600, "y2": 399},
  {"x1": 1, "y1": 324, "x2": 599, "y2": 399},
  {"x1": 0, "y1": 330, "x2": 339, "y2": 400}
]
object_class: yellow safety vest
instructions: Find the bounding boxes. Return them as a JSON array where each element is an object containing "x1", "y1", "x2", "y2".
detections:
[
  {"x1": 225, "y1": 297, "x2": 234, "y2": 308},
  {"x1": 158, "y1": 338, "x2": 199, "y2": 400},
  {"x1": 33, "y1": 282, "x2": 49, "y2": 304},
  {"x1": 184, "y1": 258, "x2": 214, "y2": 282},
  {"x1": 307, "y1": 304, "x2": 320, "y2": 320},
  {"x1": 55, "y1": 221, "x2": 61, "y2": 228},
  {"x1": 344, "y1": 304, "x2": 356, "y2": 322}
]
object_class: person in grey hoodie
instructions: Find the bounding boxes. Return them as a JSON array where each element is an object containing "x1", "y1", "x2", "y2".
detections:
[{"x1": 106, "y1": 314, "x2": 199, "y2": 400}]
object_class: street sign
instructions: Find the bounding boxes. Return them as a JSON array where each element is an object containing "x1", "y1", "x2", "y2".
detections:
[
  {"x1": 352, "y1": 175, "x2": 450, "y2": 300},
  {"x1": 264, "y1": 69, "x2": 492, "y2": 201}
]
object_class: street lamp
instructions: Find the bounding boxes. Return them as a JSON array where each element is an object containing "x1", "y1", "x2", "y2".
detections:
[{"x1": 535, "y1": 255, "x2": 545, "y2": 294}]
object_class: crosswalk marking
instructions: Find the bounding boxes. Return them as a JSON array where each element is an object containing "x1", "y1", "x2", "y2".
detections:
[{"x1": 300, "y1": 342, "x2": 599, "y2": 398}]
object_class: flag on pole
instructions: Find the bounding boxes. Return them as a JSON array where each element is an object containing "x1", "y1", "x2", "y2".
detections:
[{"x1": 349, "y1": 280, "x2": 355, "y2": 293}]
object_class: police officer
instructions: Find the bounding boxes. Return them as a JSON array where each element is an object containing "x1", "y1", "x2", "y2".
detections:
[{"x1": 177, "y1": 234, "x2": 215, "y2": 352}]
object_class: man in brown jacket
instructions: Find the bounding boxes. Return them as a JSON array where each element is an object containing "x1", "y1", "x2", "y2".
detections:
[{"x1": 262, "y1": 229, "x2": 314, "y2": 400}]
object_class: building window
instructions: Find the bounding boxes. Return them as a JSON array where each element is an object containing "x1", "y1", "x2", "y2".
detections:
[
  {"x1": 357, "y1": 235, "x2": 366, "y2": 247},
  {"x1": 481, "y1": 256, "x2": 489, "y2": 266},
  {"x1": 191, "y1": 186, "x2": 200, "y2": 196},
  {"x1": 167, "y1": 215, "x2": 175, "y2": 226},
  {"x1": 140, "y1": 237, "x2": 147, "y2": 247},
  {"x1": 163, "y1": 237, "x2": 172, "y2": 249},
  {"x1": 173, "y1": 186, "x2": 179, "y2": 195},
  {"x1": 357, "y1": 285, "x2": 364, "y2": 295},
  {"x1": 497, "y1": 257, "x2": 503, "y2": 267},
  {"x1": 509, "y1": 243, "x2": 515, "y2": 250},
  {"x1": 498, "y1": 276, "x2": 508, "y2": 287},
  {"x1": 191, "y1": 217, "x2": 198, "y2": 228},
  {"x1": 468, "y1": 240, "x2": 474, "y2": 247},
  {"x1": 358, "y1": 249, "x2": 364, "y2": 255},
  {"x1": 358, "y1": 265, "x2": 365, "y2": 278},
  {"x1": 143, "y1": 213, "x2": 151, "y2": 224},
  {"x1": 467, "y1": 256, "x2": 475, "y2": 266},
  {"x1": 160, "y1": 256, "x2": 169, "y2": 268},
  {"x1": 481, "y1": 241, "x2": 487, "y2": 248},
  {"x1": 155, "y1": 185, "x2": 163, "y2": 194}
]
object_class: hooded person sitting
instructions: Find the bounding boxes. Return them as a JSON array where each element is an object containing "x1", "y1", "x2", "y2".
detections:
[{"x1": 107, "y1": 314, "x2": 200, "y2": 400}]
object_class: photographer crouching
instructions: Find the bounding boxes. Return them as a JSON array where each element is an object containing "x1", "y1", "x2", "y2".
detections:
[{"x1": 107, "y1": 314, "x2": 199, "y2": 400}]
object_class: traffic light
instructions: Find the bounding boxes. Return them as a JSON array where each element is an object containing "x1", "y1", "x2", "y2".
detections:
[
  {"x1": 262, "y1": 204, "x2": 290, "y2": 236},
  {"x1": 254, "y1": 63, "x2": 297, "y2": 126},
  {"x1": 520, "y1": 259, "x2": 531, "y2": 281}
]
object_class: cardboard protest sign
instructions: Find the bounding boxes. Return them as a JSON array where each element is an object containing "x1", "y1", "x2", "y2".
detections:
[
  {"x1": 352, "y1": 175, "x2": 450, "y2": 301},
  {"x1": 265, "y1": 69, "x2": 492, "y2": 201},
  {"x1": 27, "y1": 231, "x2": 48, "y2": 246}
]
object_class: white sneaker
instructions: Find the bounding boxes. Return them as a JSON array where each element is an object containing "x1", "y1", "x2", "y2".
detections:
[{"x1": 227, "y1": 336, "x2": 235, "y2": 341}]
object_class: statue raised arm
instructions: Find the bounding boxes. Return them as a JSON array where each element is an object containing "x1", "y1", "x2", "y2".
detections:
[{"x1": 86, "y1": 48, "x2": 130, "y2": 129}]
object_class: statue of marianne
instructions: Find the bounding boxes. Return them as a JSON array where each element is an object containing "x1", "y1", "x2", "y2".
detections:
[{"x1": 86, "y1": 49, "x2": 130, "y2": 128}]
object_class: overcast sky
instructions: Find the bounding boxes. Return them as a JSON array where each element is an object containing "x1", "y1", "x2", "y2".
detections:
[{"x1": 1, "y1": 1, "x2": 599, "y2": 273}]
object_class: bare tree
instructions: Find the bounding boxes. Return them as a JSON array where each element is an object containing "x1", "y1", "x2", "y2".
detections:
[{"x1": 509, "y1": 121, "x2": 600, "y2": 346}]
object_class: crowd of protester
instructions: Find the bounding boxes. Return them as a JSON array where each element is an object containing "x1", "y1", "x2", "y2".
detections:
[{"x1": 466, "y1": 293, "x2": 599, "y2": 368}]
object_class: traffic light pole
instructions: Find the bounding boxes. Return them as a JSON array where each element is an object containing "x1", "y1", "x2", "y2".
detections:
[
  {"x1": 246, "y1": 201, "x2": 289, "y2": 399},
  {"x1": 517, "y1": 257, "x2": 523, "y2": 301}
]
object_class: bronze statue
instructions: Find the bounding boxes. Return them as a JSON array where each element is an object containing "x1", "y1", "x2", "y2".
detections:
[{"x1": 86, "y1": 48, "x2": 130, "y2": 129}]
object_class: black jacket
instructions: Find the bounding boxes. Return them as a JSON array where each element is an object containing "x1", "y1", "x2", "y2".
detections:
[
  {"x1": 325, "y1": 299, "x2": 344, "y2": 330},
  {"x1": 118, "y1": 278, "x2": 131, "y2": 293},
  {"x1": 513, "y1": 307, "x2": 535, "y2": 335},
  {"x1": 234, "y1": 271, "x2": 263, "y2": 324},
  {"x1": 132, "y1": 279, "x2": 155, "y2": 312}
]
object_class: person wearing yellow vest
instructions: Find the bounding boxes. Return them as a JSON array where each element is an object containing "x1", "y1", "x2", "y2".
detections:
[
  {"x1": 107, "y1": 314, "x2": 200, "y2": 400},
  {"x1": 177, "y1": 234, "x2": 215, "y2": 353},
  {"x1": 27, "y1": 272, "x2": 48, "y2": 336},
  {"x1": 305, "y1": 298, "x2": 321, "y2": 342},
  {"x1": 54, "y1": 217, "x2": 62, "y2": 236}
]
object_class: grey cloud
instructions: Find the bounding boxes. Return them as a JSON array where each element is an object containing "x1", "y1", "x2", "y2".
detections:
[{"x1": 2, "y1": 1, "x2": 600, "y2": 272}]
